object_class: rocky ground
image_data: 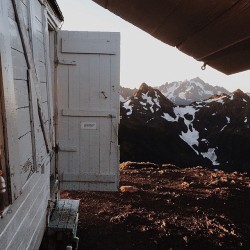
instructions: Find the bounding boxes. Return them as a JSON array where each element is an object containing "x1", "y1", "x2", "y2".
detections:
[{"x1": 61, "y1": 162, "x2": 250, "y2": 249}]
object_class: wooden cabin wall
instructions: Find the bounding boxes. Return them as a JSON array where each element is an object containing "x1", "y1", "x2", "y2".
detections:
[
  {"x1": 8, "y1": 0, "x2": 35, "y2": 190},
  {"x1": 0, "y1": 0, "x2": 58, "y2": 249}
]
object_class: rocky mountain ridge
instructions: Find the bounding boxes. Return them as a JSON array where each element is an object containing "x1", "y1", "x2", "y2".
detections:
[
  {"x1": 120, "y1": 77, "x2": 231, "y2": 105},
  {"x1": 120, "y1": 83, "x2": 250, "y2": 172},
  {"x1": 120, "y1": 86, "x2": 137, "y2": 102},
  {"x1": 157, "y1": 77, "x2": 230, "y2": 105}
]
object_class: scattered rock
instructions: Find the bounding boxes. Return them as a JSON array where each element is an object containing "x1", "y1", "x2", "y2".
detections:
[
  {"x1": 120, "y1": 185, "x2": 139, "y2": 193},
  {"x1": 61, "y1": 163, "x2": 250, "y2": 249}
]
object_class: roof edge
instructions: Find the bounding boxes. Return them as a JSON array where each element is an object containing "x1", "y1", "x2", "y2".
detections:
[{"x1": 48, "y1": 0, "x2": 64, "y2": 22}]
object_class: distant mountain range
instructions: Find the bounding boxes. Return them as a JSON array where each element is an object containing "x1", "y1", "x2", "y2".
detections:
[
  {"x1": 156, "y1": 77, "x2": 231, "y2": 105},
  {"x1": 120, "y1": 77, "x2": 231, "y2": 105},
  {"x1": 119, "y1": 81, "x2": 250, "y2": 172}
]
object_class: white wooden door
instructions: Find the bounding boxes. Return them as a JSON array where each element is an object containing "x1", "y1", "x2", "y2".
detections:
[{"x1": 57, "y1": 31, "x2": 120, "y2": 191}]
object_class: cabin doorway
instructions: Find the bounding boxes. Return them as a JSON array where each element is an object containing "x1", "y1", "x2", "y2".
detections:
[
  {"x1": 0, "y1": 57, "x2": 9, "y2": 213},
  {"x1": 56, "y1": 31, "x2": 120, "y2": 191},
  {"x1": 48, "y1": 25, "x2": 58, "y2": 199}
]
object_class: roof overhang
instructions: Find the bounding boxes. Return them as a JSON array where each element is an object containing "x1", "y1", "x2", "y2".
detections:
[
  {"x1": 48, "y1": 0, "x2": 64, "y2": 22},
  {"x1": 93, "y1": 0, "x2": 250, "y2": 75}
]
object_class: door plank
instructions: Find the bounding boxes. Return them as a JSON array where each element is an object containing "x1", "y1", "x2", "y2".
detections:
[
  {"x1": 63, "y1": 173, "x2": 116, "y2": 183},
  {"x1": 62, "y1": 39, "x2": 117, "y2": 55},
  {"x1": 62, "y1": 109, "x2": 116, "y2": 117}
]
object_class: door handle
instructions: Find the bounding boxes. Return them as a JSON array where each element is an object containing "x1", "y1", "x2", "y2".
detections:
[{"x1": 101, "y1": 91, "x2": 107, "y2": 99}]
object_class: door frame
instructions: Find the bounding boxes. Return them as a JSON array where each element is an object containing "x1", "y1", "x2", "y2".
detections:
[{"x1": 0, "y1": 54, "x2": 11, "y2": 210}]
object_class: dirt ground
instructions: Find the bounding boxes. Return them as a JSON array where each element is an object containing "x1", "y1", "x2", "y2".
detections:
[{"x1": 61, "y1": 162, "x2": 250, "y2": 249}]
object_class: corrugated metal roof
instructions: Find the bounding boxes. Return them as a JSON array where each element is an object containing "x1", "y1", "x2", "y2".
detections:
[
  {"x1": 93, "y1": 0, "x2": 250, "y2": 75},
  {"x1": 48, "y1": 0, "x2": 64, "y2": 21}
]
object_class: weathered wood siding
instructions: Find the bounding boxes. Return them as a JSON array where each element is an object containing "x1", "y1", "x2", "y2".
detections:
[
  {"x1": 0, "y1": 0, "x2": 60, "y2": 249},
  {"x1": 9, "y1": 0, "x2": 34, "y2": 188},
  {"x1": 0, "y1": 158, "x2": 50, "y2": 250}
]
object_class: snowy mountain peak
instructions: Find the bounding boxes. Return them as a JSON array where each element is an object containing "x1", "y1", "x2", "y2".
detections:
[
  {"x1": 156, "y1": 78, "x2": 230, "y2": 105},
  {"x1": 191, "y1": 76, "x2": 203, "y2": 81},
  {"x1": 233, "y1": 88, "x2": 245, "y2": 95},
  {"x1": 136, "y1": 83, "x2": 167, "y2": 100},
  {"x1": 121, "y1": 85, "x2": 174, "y2": 117},
  {"x1": 229, "y1": 89, "x2": 250, "y2": 103},
  {"x1": 190, "y1": 77, "x2": 205, "y2": 84},
  {"x1": 138, "y1": 82, "x2": 150, "y2": 92}
]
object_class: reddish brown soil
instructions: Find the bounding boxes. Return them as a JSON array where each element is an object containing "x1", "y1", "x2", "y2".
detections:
[{"x1": 61, "y1": 162, "x2": 250, "y2": 249}]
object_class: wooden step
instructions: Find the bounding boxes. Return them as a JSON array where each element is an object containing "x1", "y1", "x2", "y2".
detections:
[{"x1": 47, "y1": 199, "x2": 80, "y2": 250}]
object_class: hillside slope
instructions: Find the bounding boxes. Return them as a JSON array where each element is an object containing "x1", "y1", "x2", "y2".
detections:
[{"x1": 120, "y1": 84, "x2": 250, "y2": 172}]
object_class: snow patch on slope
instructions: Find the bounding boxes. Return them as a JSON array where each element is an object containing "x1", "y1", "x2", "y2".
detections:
[
  {"x1": 120, "y1": 95, "x2": 126, "y2": 102},
  {"x1": 204, "y1": 95, "x2": 226, "y2": 104},
  {"x1": 201, "y1": 148, "x2": 219, "y2": 165},
  {"x1": 162, "y1": 105, "x2": 199, "y2": 154},
  {"x1": 140, "y1": 91, "x2": 161, "y2": 113},
  {"x1": 220, "y1": 125, "x2": 227, "y2": 132},
  {"x1": 123, "y1": 100, "x2": 133, "y2": 116},
  {"x1": 162, "y1": 113, "x2": 177, "y2": 122},
  {"x1": 220, "y1": 116, "x2": 231, "y2": 131},
  {"x1": 142, "y1": 92, "x2": 154, "y2": 106},
  {"x1": 153, "y1": 91, "x2": 161, "y2": 107}
]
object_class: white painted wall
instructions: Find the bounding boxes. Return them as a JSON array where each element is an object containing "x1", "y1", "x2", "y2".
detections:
[
  {"x1": 0, "y1": 0, "x2": 61, "y2": 249},
  {"x1": 0, "y1": 1, "x2": 120, "y2": 248}
]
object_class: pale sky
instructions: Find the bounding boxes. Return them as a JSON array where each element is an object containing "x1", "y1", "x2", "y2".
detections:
[{"x1": 57, "y1": 0, "x2": 250, "y2": 92}]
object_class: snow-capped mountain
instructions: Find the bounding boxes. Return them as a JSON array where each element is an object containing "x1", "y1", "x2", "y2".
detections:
[
  {"x1": 157, "y1": 77, "x2": 230, "y2": 105},
  {"x1": 120, "y1": 84, "x2": 250, "y2": 172},
  {"x1": 121, "y1": 83, "x2": 174, "y2": 117}
]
